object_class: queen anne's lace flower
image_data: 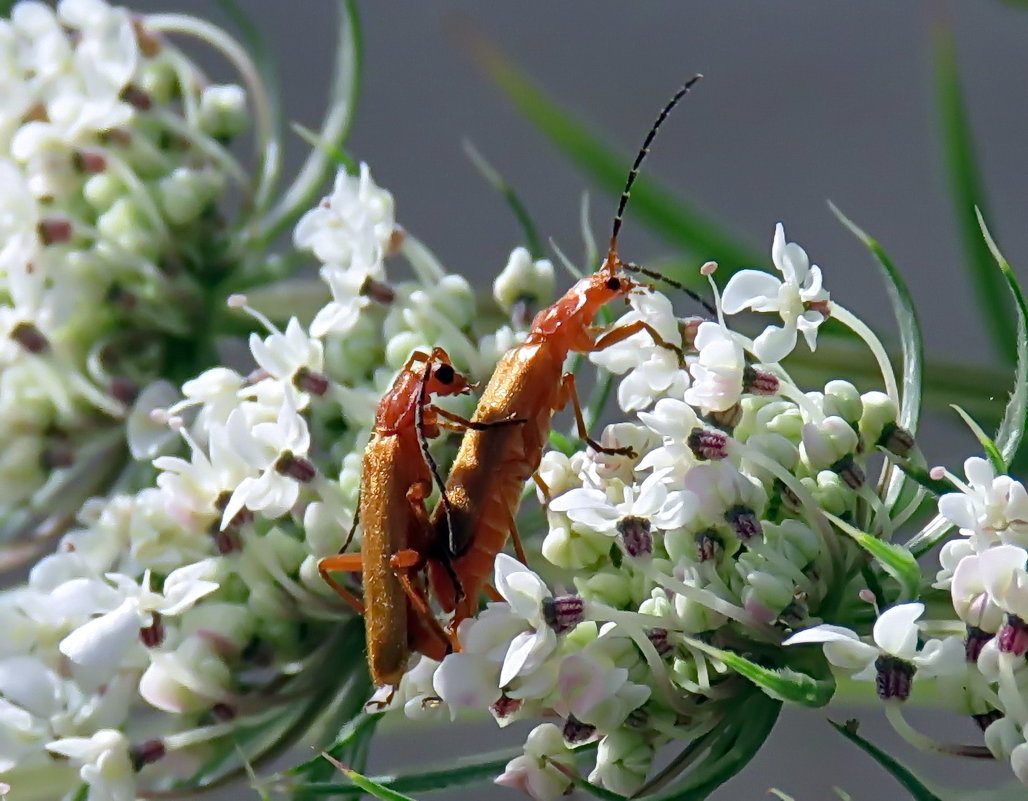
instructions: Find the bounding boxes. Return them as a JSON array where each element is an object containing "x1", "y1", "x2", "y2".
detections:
[{"x1": 721, "y1": 223, "x2": 830, "y2": 361}]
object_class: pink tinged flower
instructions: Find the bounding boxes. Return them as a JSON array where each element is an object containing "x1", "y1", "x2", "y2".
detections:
[
  {"x1": 682, "y1": 321, "x2": 745, "y2": 413},
  {"x1": 934, "y1": 538, "x2": 974, "y2": 590},
  {"x1": 591, "y1": 290, "x2": 689, "y2": 412},
  {"x1": 46, "y1": 729, "x2": 135, "y2": 801},
  {"x1": 951, "y1": 550, "x2": 1009, "y2": 632},
  {"x1": 494, "y1": 723, "x2": 575, "y2": 801},
  {"x1": 493, "y1": 554, "x2": 559, "y2": 686},
  {"x1": 616, "y1": 348, "x2": 688, "y2": 412},
  {"x1": 0, "y1": 657, "x2": 62, "y2": 719},
  {"x1": 432, "y1": 652, "x2": 502, "y2": 717},
  {"x1": 721, "y1": 223, "x2": 829, "y2": 362},
  {"x1": 552, "y1": 651, "x2": 650, "y2": 731},
  {"x1": 979, "y1": 545, "x2": 1028, "y2": 617}
]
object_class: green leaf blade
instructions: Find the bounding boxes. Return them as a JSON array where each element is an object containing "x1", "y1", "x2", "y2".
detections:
[
  {"x1": 472, "y1": 37, "x2": 762, "y2": 277},
  {"x1": 829, "y1": 719, "x2": 944, "y2": 801},
  {"x1": 934, "y1": 26, "x2": 1015, "y2": 362},
  {"x1": 976, "y1": 211, "x2": 1028, "y2": 470}
]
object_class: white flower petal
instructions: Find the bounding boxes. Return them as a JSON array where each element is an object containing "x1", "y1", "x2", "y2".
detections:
[{"x1": 872, "y1": 603, "x2": 923, "y2": 659}]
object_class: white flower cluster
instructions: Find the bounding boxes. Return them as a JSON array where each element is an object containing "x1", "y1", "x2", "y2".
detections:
[
  {"x1": 0, "y1": 149, "x2": 522, "y2": 799},
  {"x1": 931, "y1": 457, "x2": 1028, "y2": 781},
  {"x1": 370, "y1": 224, "x2": 972, "y2": 798},
  {"x1": 0, "y1": 0, "x2": 250, "y2": 536}
]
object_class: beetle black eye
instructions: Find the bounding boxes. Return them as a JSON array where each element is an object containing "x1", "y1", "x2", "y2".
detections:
[
  {"x1": 434, "y1": 364, "x2": 455, "y2": 384},
  {"x1": 606, "y1": 277, "x2": 621, "y2": 291}
]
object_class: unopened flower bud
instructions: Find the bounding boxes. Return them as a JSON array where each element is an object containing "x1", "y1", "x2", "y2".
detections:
[
  {"x1": 801, "y1": 416, "x2": 858, "y2": 472},
  {"x1": 859, "y1": 390, "x2": 899, "y2": 449},
  {"x1": 589, "y1": 729, "x2": 654, "y2": 798},
  {"x1": 158, "y1": 168, "x2": 218, "y2": 225},
  {"x1": 198, "y1": 84, "x2": 248, "y2": 139},
  {"x1": 822, "y1": 380, "x2": 862, "y2": 424},
  {"x1": 809, "y1": 470, "x2": 851, "y2": 516},
  {"x1": 493, "y1": 246, "x2": 555, "y2": 318},
  {"x1": 83, "y1": 173, "x2": 124, "y2": 212}
]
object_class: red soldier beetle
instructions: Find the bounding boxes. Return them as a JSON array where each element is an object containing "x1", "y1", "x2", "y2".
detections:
[
  {"x1": 426, "y1": 76, "x2": 715, "y2": 622},
  {"x1": 317, "y1": 347, "x2": 476, "y2": 690}
]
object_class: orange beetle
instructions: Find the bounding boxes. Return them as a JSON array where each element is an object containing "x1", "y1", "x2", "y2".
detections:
[
  {"x1": 428, "y1": 77, "x2": 708, "y2": 621},
  {"x1": 318, "y1": 347, "x2": 474, "y2": 689}
]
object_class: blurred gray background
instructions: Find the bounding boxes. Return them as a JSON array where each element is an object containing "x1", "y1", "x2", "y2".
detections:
[{"x1": 139, "y1": 1, "x2": 1027, "y2": 798}]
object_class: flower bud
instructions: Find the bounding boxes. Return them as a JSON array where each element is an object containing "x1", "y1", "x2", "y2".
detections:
[
  {"x1": 158, "y1": 167, "x2": 218, "y2": 225},
  {"x1": 542, "y1": 516, "x2": 610, "y2": 570},
  {"x1": 493, "y1": 247, "x2": 556, "y2": 317},
  {"x1": 83, "y1": 173, "x2": 124, "y2": 212},
  {"x1": 822, "y1": 380, "x2": 862, "y2": 424},
  {"x1": 97, "y1": 197, "x2": 159, "y2": 262},
  {"x1": 589, "y1": 729, "x2": 654, "y2": 797},
  {"x1": 808, "y1": 470, "x2": 852, "y2": 516},
  {"x1": 801, "y1": 416, "x2": 858, "y2": 472},
  {"x1": 859, "y1": 391, "x2": 899, "y2": 449},
  {"x1": 198, "y1": 84, "x2": 248, "y2": 139}
]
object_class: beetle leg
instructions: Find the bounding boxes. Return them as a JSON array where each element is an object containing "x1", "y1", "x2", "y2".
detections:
[
  {"x1": 533, "y1": 473, "x2": 553, "y2": 504},
  {"x1": 390, "y1": 548, "x2": 461, "y2": 654},
  {"x1": 431, "y1": 406, "x2": 524, "y2": 431},
  {"x1": 560, "y1": 372, "x2": 636, "y2": 457},
  {"x1": 506, "y1": 508, "x2": 528, "y2": 565},
  {"x1": 317, "y1": 554, "x2": 366, "y2": 615},
  {"x1": 593, "y1": 319, "x2": 684, "y2": 361},
  {"x1": 340, "y1": 488, "x2": 361, "y2": 552}
]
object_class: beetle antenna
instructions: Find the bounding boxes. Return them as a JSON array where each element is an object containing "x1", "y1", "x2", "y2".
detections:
[
  {"x1": 607, "y1": 74, "x2": 702, "y2": 271},
  {"x1": 415, "y1": 358, "x2": 466, "y2": 604},
  {"x1": 622, "y1": 260, "x2": 716, "y2": 316}
]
